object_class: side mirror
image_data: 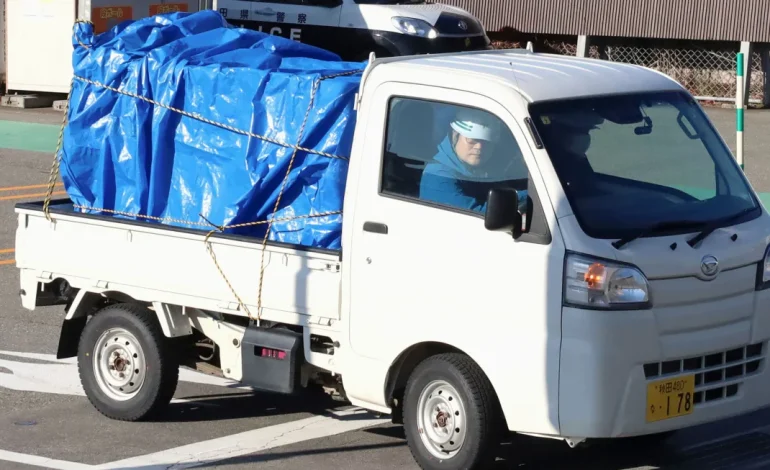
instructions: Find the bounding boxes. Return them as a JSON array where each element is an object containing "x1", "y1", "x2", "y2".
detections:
[{"x1": 485, "y1": 188, "x2": 523, "y2": 237}]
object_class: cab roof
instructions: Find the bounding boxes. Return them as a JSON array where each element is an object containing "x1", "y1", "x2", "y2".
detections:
[{"x1": 372, "y1": 49, "x2": 685, "y2": 103}]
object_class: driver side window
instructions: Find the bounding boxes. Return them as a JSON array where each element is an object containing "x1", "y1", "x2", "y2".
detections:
[{"x1": 380, "y1": 97, "x2": 529, "y2": 216}]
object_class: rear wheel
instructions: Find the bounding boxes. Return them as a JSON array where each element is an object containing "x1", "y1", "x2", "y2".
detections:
[
  {"x1": 78, "y1": 303, "x2": 179, "y2": 421},
  {"x1": 402, "y1": 353, "x2": 502, "y2": 470}
]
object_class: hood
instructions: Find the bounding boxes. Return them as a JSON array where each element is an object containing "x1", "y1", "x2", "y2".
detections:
[
  {"x1": 354, "y1": 3, "x2": 485, "y2": 36},
  {"x1": 388, "y1": 3, "x2": 470, "y2": 20},
  {"x1": 397, "y1": 4, "x2": 485, "y2": 35},
  {"x1": 557, "y1": 209, "x2": 770, "y2": 281}
]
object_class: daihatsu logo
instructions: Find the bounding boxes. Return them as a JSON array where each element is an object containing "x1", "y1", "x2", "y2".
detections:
[
  {"x1": 458, "y1": 20, "x2": 468, "y2": 30},
  {"x1": 701, "y1": 255, "x2": 719, "y2": 277}
]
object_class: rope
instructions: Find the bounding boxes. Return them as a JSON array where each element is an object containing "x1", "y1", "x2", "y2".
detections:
[
  {"x1": 43, "y1": 76, "x2": 72, "y2": 221},
  {"x1": 72, "y1": 75, "x2": 352, "y2": 161},
  {"x1": 254, "y1": 64, "x2": 341, "y2": 326},
  {"x1": 44, "y1": 19, "x2": 94, "y2": 221},
  {"x1": 71, "y1": 204, "x2": 341, "y2": 229},
  {"x1": 44, "y1": 19, "x2": 358, "y2": 323}
]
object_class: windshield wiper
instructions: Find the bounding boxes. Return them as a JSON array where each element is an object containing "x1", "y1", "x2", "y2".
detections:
[
  {"x1": 686, "y1": 206, "x2": 757, "y2": 247},
  {"x1": 612, "y1": 219, "x2": 706, "y2": 249}
]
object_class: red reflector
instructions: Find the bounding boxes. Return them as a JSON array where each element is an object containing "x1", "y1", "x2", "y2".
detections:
[{"x1": 261, "y1": 348, "x2": 286, "y2": 360}]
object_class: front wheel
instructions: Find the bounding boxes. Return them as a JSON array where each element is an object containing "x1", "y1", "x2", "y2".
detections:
[
  {"x1": 403, "y1": 353, "x2": 502, "y2": 470},
  {"x1": 78, "y1": 303, "x2": 179, "y2": 421}
]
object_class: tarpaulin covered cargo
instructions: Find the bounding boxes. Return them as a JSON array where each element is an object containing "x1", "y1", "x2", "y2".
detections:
[{"x1": 60, "y1": 10, "x2": 365, "y2": 250}]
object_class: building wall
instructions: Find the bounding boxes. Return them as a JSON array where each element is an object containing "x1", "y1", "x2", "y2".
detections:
[{"x1": 444, "y1": 0, "x2": 770, "y2": 43}]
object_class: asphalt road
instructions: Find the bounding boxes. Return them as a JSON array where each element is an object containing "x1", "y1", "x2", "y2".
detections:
[{"x1": 2, "y1": 106, "x2": 770, "y2": 470}]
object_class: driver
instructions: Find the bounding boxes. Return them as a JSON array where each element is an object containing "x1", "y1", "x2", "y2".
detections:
[
  {"x1": 540, "y1": 112, "x2": 600, "y2": 191},
  {"x1": 419, "y1": 108, "x2": 501, "y2": 213}
]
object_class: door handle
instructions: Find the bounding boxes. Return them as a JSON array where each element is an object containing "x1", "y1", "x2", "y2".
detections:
[{"x1": 363, "y1": 221, "x2": 388, "y2": 234}]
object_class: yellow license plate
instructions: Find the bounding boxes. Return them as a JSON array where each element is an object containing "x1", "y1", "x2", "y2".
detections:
[{"x1": 646, "y1": 375, "x2": 695, "y2": 422}]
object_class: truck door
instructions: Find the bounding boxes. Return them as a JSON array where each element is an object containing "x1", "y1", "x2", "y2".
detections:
[
  {"x1": 215, "y1": 0, "x2": 343, "y2": 50},
  {"x1": 344, "y1": 81, "x2": 564, "y2": 433}
]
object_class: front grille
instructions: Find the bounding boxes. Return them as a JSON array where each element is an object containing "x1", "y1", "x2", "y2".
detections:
[
  {"x1": 644, "y1": 342, "x2": 765, "y2": 406},
  {"x1": 434, "y1": 13, "x2": 485, "y2": 36}
]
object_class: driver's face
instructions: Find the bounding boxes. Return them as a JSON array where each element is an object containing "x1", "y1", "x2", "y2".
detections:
[{"x1": 454, "y1": 133, "x2": 489, "y2": 166}]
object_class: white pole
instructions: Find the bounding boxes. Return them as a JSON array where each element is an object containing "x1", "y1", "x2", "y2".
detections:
[{"x1": 736, "y1": 52, "x2": 745, "y2": 171}]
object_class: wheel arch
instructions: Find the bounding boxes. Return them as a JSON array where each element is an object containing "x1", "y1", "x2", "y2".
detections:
[
  {"x1": 64, "y1": 290, "x2": 124, "y2": 318},
  {"x1": 57, "y1": 290, "x2": 190, "y2": 359},
  {"x1": 56, "y1": 289, "x2": 113, "y2": 359},
  {"x1": 384, "y1": 341, "x2": 506, "y2": 429}
]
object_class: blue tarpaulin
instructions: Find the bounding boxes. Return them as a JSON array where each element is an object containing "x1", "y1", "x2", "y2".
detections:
[{"x1": 60, "y1": 10, "x2": 364, "y2": 250}]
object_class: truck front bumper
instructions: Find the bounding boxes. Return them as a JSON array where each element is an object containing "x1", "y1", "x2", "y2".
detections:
[{"x1": 558, "y1": 298, "x2": 770, "y2": 438}]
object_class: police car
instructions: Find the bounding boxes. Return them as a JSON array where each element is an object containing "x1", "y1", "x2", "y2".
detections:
[{"x1": 213, "y1": 0, "x2": 492, "y2": 61}]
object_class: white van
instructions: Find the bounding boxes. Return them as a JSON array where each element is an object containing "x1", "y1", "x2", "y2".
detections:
[
  {"x1": 14, "y1": 49, "x2": 770, "y2": 470},
  {"x1": 213, "y1": 0, "x2": 492, "y2": 60}
]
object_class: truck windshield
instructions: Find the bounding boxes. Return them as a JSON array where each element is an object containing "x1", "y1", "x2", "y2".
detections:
[{"x1": 528, "y1": 90, "x2": 760, "y2": 240}]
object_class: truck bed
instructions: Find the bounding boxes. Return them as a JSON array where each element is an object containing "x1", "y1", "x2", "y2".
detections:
[{"x1": 14, "y1": 199, "x2": 343, "y2": 327}]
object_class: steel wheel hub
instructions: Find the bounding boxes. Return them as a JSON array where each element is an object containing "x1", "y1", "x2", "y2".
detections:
[
  {"x1": 417, "y1": 380, "x2": 467, "y2": 459},
  {"x1": 93, "y1": 328, "x2": 146, "y2": 401}
]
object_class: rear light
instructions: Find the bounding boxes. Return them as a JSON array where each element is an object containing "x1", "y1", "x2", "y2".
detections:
[{"x1": 260, "y1": 348, "x2": 287, "y2": 360}]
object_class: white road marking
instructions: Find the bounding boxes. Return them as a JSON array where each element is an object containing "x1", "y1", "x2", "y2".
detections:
[
  {"x1": 0, "y1": 350, "x2": 251, "y2": 396},
  {"x1": 0, "y1": 449, "x2": 95, "y2": 470},
  {"x1": 178, "y1": 367, "x2": 251, "y2": 390},
  {"x1": 0, "y1": 350, "x2": 77, "y2": 364},
  {"x1": 0, "y1": 350, "x2": 388, "y2": 469},
  {"x1": 94, "y1": 408, "x2": 388, "y2": 470},
  {"x1": 0, "y1": 356, "x2": 85, "y2": 396},
  {"x1": 0, "y1": 408, "x2": 387, "y2": 470}
]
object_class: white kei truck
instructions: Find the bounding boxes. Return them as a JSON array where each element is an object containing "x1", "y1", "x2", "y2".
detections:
[{"x1": 13, "y1": 49, "x2": 770, "y2": 469}]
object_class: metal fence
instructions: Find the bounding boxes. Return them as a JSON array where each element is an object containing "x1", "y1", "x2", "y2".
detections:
[{"x1": 530, "y1": 38, "x2": 767, "y2": 105}]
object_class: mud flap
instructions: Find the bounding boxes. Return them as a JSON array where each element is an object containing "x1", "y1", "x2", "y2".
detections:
[
  {"x1": 240, "y1": 327, "x2": 303, "y2": 395},
  {"x1": 57, "y1": 316, "x2": 88, "y2": 359}
]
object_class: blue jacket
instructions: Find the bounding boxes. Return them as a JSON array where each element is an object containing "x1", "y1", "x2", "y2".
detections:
[{"x1": 419, "y1": 135, "x2": 494, "y2": 213}]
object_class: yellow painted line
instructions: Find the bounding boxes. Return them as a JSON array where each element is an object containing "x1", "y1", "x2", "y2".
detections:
[
  {"x1": 0, "y1": 190, "x2": 66, "y2": 202},
  {"x1": 0, "y1": 249, "x2": 13, "y2": 254},
  {"x1": 0, "y1": 183, "x2": 63, "y2": 192},
  {"x1": 0, "y1": 259, "x2": 15, "y2": 266}
]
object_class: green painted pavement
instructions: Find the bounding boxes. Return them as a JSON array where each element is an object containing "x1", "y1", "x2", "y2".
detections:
[
  {"x1": 672, "y1": 185, "x2": 770, "y2": 210},
  {"x1": 0, "y1": 119, "x2": 61, "y2": 154},
  {"x1": 2, "y1": 118, "x2": 770, "y2": 209}
]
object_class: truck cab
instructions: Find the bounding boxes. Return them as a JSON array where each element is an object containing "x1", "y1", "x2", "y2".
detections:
[
  {"x1": 342, "y1": 51, "x2": 770, "y2": 461},
  {"x1": 213, "y1": 0, "x2": 491, "y2": 60}
]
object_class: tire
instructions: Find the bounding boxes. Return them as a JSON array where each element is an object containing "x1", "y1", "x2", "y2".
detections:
[
  {"x1": 77, "y1": 302, "x2": 179, "y2": 421},
  {"x1": 403, "y1": 353, "x2": 502, "y2": 470}
]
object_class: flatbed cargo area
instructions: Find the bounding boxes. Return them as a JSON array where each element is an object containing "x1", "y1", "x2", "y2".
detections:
[{"x1": 15, "y1": 199, "x2": 343, "y2": 328}]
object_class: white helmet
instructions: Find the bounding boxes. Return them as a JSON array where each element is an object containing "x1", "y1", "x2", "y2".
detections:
[{"x1": 450, "y1": 108, "x2": 499, "y2": 141}]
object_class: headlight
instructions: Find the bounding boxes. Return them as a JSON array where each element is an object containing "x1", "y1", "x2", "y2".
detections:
[
  {"x1": 756, "y1": 245, "x2": 770, "y2": 290},
  {"x1": 391, "y1": 17, "x2": 438, "y2": 39},
  {"x1": 564, "y1": 253, "x2": 651, "y2": 309}
]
